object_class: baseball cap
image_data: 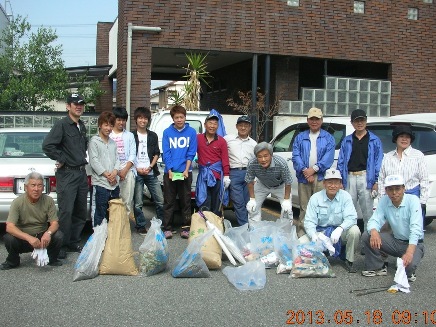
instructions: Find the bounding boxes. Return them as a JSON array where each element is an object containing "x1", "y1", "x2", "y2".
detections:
[
  {"x1": 237, "y1": 115, "x2": 251, "y2": 124},
  {"x1": 324, "y1": 168, "x2": 342, "y2": 180},
  {"x1": 205, "y1": 113, "x2": 219, "y2": 122},
  {"x1": 392, "y1": 125, "x2": 415, "y2": 143},
  {"x1": 384, "y1": 175, "x2": 405, "y2": 187},
  {"x1": 67, "y1": 93, "x2": 86, "y2": 104},
  {"x1": 351, "y1": 109, "x2": 367, "y2": 121},
  {"x1": 307, "y1": 107, "x2": 323, "y2": 119}
]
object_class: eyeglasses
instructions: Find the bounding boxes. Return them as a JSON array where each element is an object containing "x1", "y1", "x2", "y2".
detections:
[{"x1": 325, "y1": 180, "x2": 341, "y2": 186}]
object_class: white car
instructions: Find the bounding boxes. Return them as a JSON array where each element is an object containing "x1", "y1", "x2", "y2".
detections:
[
  {"x1": 270, "y1": 115, "x2": 436, "y2": 226},
  {"x1": 0, "y1": 128, "x2": 91, "y2": 223}
]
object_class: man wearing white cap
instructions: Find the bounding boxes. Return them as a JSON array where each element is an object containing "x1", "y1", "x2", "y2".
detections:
[
  {"x1": 292, "y1": 107, "x2": 335, "y2": 237},
  {"x1": 302, "y1": 168, "x2": 361, "y2": 273},
  {"x1": 362, "y1": 175, "x2": 424, "y2": 282}
]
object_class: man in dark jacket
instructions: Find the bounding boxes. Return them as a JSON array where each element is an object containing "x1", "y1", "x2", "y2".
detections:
[
  {"x1": 132, "y1": 107, "x2": 164, "y2": 234},
  {"x1": 42, "y1": 93, "x2": 88, "y2": 259}
]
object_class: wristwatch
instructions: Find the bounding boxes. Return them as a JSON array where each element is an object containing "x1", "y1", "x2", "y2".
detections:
[{"x1": 46, "y1": 230, "x2": 52, "y2": 236}]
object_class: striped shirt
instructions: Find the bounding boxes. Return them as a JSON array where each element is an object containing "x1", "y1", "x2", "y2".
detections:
[
  {"x1": 245, "y1": 155, "x2": 293, "y2": 187},
  {"x1": 378, "y1": 145, "x2": 429, "y2": 203}
]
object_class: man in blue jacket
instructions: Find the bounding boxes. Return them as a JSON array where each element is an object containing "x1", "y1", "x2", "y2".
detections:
[
  {"x1": 337, "y1": 109, "x2": 383, "y2": 232},
  {"x1": 292, "y1": 107, "x2": 335, "y2": 237},
  {"x1": 162, "y1": 105, "x2": 198, "y2": 239}
]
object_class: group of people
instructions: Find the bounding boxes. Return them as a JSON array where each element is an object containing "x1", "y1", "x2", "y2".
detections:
[
  {"x1": 1, "y1": 95, "x2": 428, "y2": 282},
  {"x1": 291, "y1": 108, "x2": 427, "y2": 280}
]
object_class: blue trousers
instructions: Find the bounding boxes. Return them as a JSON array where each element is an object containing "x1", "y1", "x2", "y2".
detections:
[
  {"x1": 229, "y1": 169, "x2": 250, "y2": 226},
  {"x1": 91, "y1": 185, "x2": 120, "y2": 227}
]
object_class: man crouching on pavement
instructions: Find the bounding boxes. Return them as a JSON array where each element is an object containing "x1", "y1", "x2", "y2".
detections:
[
  {"x1": 301, "y1": 168, "x2": 361, "y2": 273},
  {"x1": 362, "y1": 175, "x2": 424, "y2": 282},
  {"x1": 1, "y1": 172, "x2": 63, "y2": 270}
]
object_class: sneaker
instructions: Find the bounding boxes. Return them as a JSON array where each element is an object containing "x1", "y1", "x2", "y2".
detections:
[
  {"x1": 137, "y1": 228, "x2": 147, "y2": 236},
  {"x1": 345, "y1": 260, "x2": 357, "y2": 273},
  {"x1": 0, "y1": 261, "x2": 20, "y2": 270},
  {"x1": 180, "y1": 230, "x2": 190, "y2": 239},
  {"x1": 48, "y1": 260, "x2": 63, "y2": 267},
  {"x1": 164, "y1": 230, "x2": 173, "y2": 239},
  {"x1": 67, "y1": 245, "x2": 83, "y2": 253},
  {"x1": 361, "y1": 266, "x2": 388, "y2": 277},
  {"x1": 407, "y1": 273, "x2": 417, "y2": 282}
]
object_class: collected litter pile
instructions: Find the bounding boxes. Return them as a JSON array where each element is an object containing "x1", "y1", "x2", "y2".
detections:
[{"x1": 72, "y1": 206, "x2": 409, "y2": 294}]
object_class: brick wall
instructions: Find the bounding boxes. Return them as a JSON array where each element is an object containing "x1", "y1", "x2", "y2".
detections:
[
  {"x1": 95, "y1": 22, "x2": 114, "y2": 112},
  {"x1": 116, "y1": 0, "x2": 436, "y2": 116}
]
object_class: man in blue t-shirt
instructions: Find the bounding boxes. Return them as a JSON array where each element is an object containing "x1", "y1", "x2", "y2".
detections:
[{"x1": 162, "y1": 105, "x2": 198, "y2": 239}]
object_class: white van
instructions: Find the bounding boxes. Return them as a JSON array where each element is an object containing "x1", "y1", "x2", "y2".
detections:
[
  {"x1": 271, "y1": 115, "x2": 436, "y2": 226},
  {"x1": 147, "y1": 109, "x2": 239, "y2": 205}
]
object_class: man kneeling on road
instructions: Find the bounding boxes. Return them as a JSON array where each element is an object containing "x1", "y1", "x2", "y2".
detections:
[
  {"x1": 1, "y1": 172, "x2": 63, "y2": 270},
  {"x1": 245, "y1": 142, "x2": 293, "y2": 223},
  {"x1": 361, "y1": 175, "x2": 424, "y2": 282},
  {"x1": 301, "y1": 168, "x2": 361, "y2": 273}
]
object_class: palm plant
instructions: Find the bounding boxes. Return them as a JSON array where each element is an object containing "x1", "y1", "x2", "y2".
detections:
[{"x1": 182, "y1": 52, "x2": 211, "y2": 111}]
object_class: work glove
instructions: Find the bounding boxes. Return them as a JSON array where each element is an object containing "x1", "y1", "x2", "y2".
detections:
[
  {"x1": 371, "y1": 189, "x2": 378, "y2": 199},
  {"x1": 281, "y1": 199, "x2": 292, "y2": 213},
  {"x1": 330, "y1": 227, "x2": 343, "y2": 244},
  {"x1": 246, "y1": 198, "x2": 257, "y2": 212},
  {"x1": 223, "y1": 176, "x2": 231, "y2": 189},
  {"x1": 311, "y1": 233, "x2": 319, "y2": 243}
]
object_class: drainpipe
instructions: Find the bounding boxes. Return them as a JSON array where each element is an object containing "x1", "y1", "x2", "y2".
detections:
[{"x1": 126, "y1": 23, "x2": 162, "y2": 130}]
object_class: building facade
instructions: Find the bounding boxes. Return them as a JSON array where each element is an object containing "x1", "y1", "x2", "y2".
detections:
[{"x1": 97, "y1": 1, "x2": 436, "y2": 131}]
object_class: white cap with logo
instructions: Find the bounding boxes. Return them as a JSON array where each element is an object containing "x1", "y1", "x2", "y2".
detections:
[
  {"x1": 384, "y1": 175, "x2": 404, "y2": 187},
  {"x1": 324, "y1": 168, "x2": 342, "y2": 180}
]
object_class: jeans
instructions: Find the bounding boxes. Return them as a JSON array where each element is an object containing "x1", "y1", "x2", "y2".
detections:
[
  {"x1": 3, "y1": 230, "x2": 64, "y2": 265},
  {"x1": 91, "y1": 185, "x2": 120, "y2": 227},
  {"x1": 229, "y1": 169, "x2": 250, "y2": 226},
  {"x1": 134, "y1": 173, "x2": 164, "y2": 229}
]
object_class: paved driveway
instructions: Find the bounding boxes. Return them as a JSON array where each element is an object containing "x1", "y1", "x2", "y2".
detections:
[{"x1": 1, "y1": 201, "x2": 435, "y2": 327}]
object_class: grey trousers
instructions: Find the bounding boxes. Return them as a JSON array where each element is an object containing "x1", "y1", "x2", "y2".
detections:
[{"x1": 362, "y1": 231, "x2": 425, "y2": 275}]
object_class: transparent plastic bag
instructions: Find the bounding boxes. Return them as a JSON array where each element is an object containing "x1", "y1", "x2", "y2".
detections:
[
  {"x1": 291, "y1": 243, "x2": 336, "y2": 278},
  {"x1": 139, "y1": 218, "x2": 169, "y2": 276},
  {"x1": 223, "y1": 261, "x2": 266, "y2": 291},
  {"x1": 73, "y1": 220, "x2": 108, "y2": 282},
  {"x1": 274, "y1": 225, "x2": 298, "y2": 274},
  {"x1": 172, "y1": 229, "x2": 213, "y2": 278}
]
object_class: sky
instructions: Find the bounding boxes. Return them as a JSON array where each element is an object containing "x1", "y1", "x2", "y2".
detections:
[{"x1": 6, "y1": 0, "x2": 170, "y2": 91}]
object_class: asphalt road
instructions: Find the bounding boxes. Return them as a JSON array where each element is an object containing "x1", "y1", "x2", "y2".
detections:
[{"x1": 1, "y1": 200, "x2": 435, "y2": 327}]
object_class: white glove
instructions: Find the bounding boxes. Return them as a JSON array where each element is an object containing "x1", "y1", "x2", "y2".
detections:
[
  {"x1": 223, "y1": 176, "x2": 231, "y2": 189},
  {"x1": 330, "y1": 227, "x2": 343, "y2": 244},
  {"x1": 281, "y1": 199, "x2": 292, "y2": 213},
  {"x1": 246, "y1": 198, "x2": 257, "y2": 212},
  {"x1": 311, "y1": 233, "x2": 319, "y2": 243}
]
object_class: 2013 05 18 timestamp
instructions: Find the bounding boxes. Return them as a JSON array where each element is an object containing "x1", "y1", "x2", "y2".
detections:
[{"x1": 285, "y1": 309, "x2": 436, "y2": 325}]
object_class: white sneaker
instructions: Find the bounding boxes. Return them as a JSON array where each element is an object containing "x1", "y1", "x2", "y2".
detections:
[
  {"x1": 407, "y1": 273, "x2": 417, "y2": 282},
  {"x1": 361, "y1": 266, "x2": 388, "y2": 277}
]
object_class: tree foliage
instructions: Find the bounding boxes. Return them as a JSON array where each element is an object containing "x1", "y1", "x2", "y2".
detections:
[
  {"x1": 0, "y1": 16, "x2": 68, "y2": 111},
  {"x1": 226, "y1": 88, "x2": 283, "y2": 141}
]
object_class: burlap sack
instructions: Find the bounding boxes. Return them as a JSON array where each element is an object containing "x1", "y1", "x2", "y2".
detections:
[
  {"x1": 189, "y1": 211, "x2": 224, "y2": 269},
  {"x1": 99, "y1": 198, "x2": 138, "y2": 275}
]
